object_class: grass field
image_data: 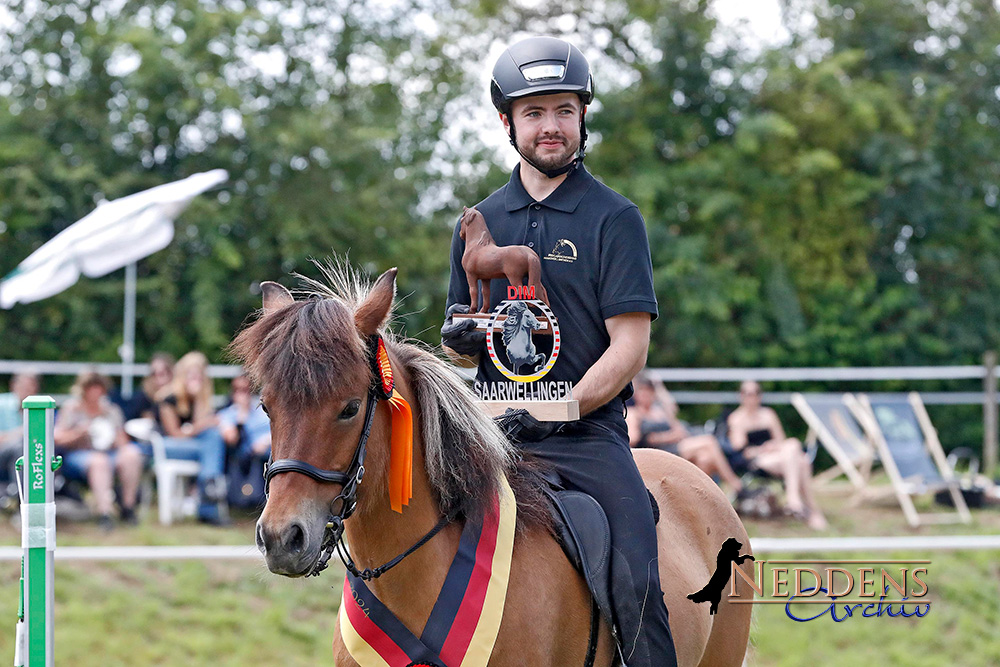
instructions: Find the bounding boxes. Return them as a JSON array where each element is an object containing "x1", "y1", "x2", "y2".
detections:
[{"x1": 0, "y1": 481, "x2": 996, "y2": 666}]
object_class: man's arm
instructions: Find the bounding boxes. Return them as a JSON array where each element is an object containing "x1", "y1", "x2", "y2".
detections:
[{"x1": 571, "y1": 312, "x2": 651, "y2": 417}]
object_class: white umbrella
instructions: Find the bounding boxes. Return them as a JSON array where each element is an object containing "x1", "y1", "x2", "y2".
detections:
[
  {"x1": 0, "y1": 169, "x2": 229, "y2": 395},
  {"x1": 0, "y1": 169, "x2": 228, "y2": 308}
]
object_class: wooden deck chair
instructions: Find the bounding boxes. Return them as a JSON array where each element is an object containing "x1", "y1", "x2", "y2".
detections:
[
  {"x1": 791, "y1": 393, "x2": 875, "y2": 490},
  {"x1": 845, "y1": 393, "x2": 971, "y2": 527}
]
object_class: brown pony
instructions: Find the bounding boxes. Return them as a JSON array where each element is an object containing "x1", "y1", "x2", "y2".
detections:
[
  {"x1": 460, "y1": 207, "x2": 549, "y2": 312},
  {"x1": 230, "y1": 262, "x2": 753, "y2": 666}
]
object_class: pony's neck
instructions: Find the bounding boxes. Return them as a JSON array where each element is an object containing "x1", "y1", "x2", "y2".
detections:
[{"x1": 342, "y1": 348, "x2": 461, "y2": 623}]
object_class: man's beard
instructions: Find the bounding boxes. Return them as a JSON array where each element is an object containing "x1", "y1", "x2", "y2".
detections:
[{"x1": 518, "y1": 134, "x2": 579, "y2": 172}]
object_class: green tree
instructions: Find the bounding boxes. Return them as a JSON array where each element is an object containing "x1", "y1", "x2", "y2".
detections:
[{"x1": 0, "y1": 0, "x2": 493, "y2": 364}]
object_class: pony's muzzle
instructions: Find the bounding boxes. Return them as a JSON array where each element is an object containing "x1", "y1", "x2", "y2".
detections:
[{"x1": 256, "y1": 518, "x2": 320, "y2": 576}]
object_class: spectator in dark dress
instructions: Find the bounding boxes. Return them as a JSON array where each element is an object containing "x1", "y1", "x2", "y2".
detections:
[
  {"x1": 727, "y1": 381, "x2": 828, "y2": 530},
  {"x1": 131, "y1": 353, "x2": 175, "y2": 421},
  {"x1": 626, "y1": 373, "x2": 743, "y2": 496},
  {"x1": 110, "y1": 352, "x2": 175, "y2": 421}
]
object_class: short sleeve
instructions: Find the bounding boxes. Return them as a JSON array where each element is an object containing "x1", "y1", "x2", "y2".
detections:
[
  {"x1": 107, "y1": 403, "x2": 125, "y2": 431},
  {"x1": 55, "y1": 399, "x2": 86, "y2": 431},
  {"x1": 445, "y1": 216, "x2": 471, "y2": 316},
  {"x1": 598, "y1": 206, "x2": 658, "y2": 321},
  {"x1": 216, "y1": 405, "x2": 237, "y2": 429}
]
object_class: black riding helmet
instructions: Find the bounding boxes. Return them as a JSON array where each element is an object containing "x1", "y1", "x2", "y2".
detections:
[{"x1": 491, "y1": 37, "x2": 594, "y2": 178}]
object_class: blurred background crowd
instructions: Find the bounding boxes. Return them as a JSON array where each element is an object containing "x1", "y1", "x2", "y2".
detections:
[
  {"x1": 0, "y1": 360, "x2": 270, "y2": 529},
  {"x1": 0, "y1": 364, "x2": 837, "y2": 531}
]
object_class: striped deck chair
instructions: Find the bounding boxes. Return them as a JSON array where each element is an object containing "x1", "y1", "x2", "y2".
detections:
[
  {"x1": 846, "y1": 392, "x2": 971, "y2": 527},
  {"x1": 791, "y1": 393, "x2": 875, "y2": 490}
]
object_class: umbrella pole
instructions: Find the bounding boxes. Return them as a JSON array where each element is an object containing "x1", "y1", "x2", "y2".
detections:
[{"x1": 120, "y1": 262, "x2": 137, "y2": 399}]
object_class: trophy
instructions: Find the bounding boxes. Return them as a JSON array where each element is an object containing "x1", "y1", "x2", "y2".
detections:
[{"x1": 453, "y1": 207, "x2": 578, "y2": 422}]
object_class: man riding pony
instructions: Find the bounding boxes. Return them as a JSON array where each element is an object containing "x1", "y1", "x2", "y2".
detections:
[{"x1": 442, "y1": 36, "x2": 678, "y2": 667}]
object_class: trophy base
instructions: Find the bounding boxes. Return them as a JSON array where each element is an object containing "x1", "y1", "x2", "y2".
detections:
[
  {"x1": 478, "y1": 399, "x2": 579, "y2": 422},
  {"x1": 453, "y1": 312, "x2": 553, "y2": 334}
]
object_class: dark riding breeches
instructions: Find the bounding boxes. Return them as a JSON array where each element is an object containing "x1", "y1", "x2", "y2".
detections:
[{"x1": 520, "y1": 412, "x2": 679, "y2": 667}]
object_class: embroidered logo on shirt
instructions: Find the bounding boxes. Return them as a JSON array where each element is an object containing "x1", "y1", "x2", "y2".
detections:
[{"x1": 544, "y1": 239, "x2": 577, "y2": 263}]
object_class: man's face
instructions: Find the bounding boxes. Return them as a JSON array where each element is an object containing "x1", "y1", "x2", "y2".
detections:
[{"x1": 503, "y1": 92, "x2": 583, "y2": 172}]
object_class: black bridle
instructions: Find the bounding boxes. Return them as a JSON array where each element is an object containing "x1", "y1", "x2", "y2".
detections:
[{"x1": 263, "y1": 334, "x2": 451, "y2": 579}]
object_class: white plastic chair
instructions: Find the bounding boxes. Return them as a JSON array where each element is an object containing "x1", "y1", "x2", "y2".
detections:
[{"x1": 124, "y1": 418, "x2": 201, "y2": 525}]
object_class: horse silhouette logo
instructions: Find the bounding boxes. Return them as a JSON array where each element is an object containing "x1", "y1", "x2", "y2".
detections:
[
  {"x1": 485, "y1": 297, "x2": 560, "y2": 382},
  {"x1": 501, "y1": 301, "x2": 546, "y2": 375},
  {"x1": 687, "y1": 537, "x2": 755, "y2": 615}
]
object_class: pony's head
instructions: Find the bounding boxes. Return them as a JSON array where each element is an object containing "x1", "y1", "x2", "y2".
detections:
[
  {"x1": 229, "y1": 266, "x2": 396, "y2": 575},
  {"x1": 229, "y1": 262, "x2": 518, "y2": 577}
]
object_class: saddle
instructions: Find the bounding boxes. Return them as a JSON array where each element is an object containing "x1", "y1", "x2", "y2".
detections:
[{"x1": 539, "y1": 470, "x2": 660, "y2": 635}]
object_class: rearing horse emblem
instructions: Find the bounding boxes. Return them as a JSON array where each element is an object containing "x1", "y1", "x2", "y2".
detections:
[
  {"x1": 501, "y1": 301, "x2": 546, "y2": 375},
  {"x1": 486, "y1": 298, "x2": 561, "y2": 382}
]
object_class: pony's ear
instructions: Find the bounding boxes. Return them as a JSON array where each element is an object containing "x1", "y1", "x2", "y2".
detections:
[
  {"x1": 355, "y1": 268, "x2": 397, "y2": 336},
  {"x1": 261, "y1": 281, "x2": 294, "y2": 315}
]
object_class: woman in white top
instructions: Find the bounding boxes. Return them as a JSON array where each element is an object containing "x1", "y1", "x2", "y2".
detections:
[{"x1": 54, "y1": 371, "x2": 144, "y2": 530}]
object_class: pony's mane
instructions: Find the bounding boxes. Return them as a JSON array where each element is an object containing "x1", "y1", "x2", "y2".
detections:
[{"x1": 229, "y1": 259, "x2": 550, "y2": 526}]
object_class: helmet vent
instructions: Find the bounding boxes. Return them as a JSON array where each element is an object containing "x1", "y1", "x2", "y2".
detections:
[{"x1": 521, "y1": 64, "x2": 565, "y2": 81}]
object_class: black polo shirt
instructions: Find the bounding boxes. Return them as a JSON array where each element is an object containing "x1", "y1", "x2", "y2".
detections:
[{"x1": 446, "y1": 163, "x2": 658, "y2": 414}]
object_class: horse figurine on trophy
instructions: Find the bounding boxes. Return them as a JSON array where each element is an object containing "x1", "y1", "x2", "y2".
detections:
[{"x1": 459, "y1": 206, "x2": 549, "y2": 312}]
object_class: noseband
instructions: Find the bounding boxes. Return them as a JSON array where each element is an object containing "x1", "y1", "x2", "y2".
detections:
[
  {"x1": 263, "y1": 334, "x2": 451, "y2": 578},
  {"x1": 263, "y1": 377, "x2": 378, "y2": 524}
]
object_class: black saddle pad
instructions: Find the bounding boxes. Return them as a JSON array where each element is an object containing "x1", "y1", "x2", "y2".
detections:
[
  {"x1": 542, "y1": 484, "x2": 614, "y2": 630},
  {"x1": 539, "y1": 469, "x2": 662, "y2": 636}
]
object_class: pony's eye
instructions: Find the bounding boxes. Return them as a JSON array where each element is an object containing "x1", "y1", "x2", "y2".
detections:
[
  {"x1": 339, "y1": 400, "x2": 362, "y2": 420},
  {"x1": 259, "y1": 401, "x2": 269, "y2": 416}
]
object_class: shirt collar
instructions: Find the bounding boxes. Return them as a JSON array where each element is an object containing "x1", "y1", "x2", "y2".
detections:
[{"x1": 504, "y1": 162, "x2": 594, "y2": 213}]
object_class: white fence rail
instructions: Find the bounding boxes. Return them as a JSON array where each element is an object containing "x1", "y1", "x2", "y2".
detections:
[
  {"x1": 3, "y1": 357, "x2": 997, "y2": 472},
  {"x1": 1, "y1": 535, "x2": 999, "y2": 562},
  {"x1": 0, "y1": 360, "x2": 242, "y2": 379}
]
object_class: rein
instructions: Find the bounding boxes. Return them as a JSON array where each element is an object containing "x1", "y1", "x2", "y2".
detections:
[{"x1": 263, "y1": 334, "x2": 450, "y2": 578}]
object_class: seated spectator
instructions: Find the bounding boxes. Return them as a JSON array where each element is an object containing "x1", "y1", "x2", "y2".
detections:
[
  {"x1": 1, "y1": 371, "x2": 39, "y2": 448},
  {"x1": 218, "y1": 373, "x2": 270, "y2": 509},
  {"x1": 0, "y1": 372, "x2": 40, "y2": 501},
  {"x1": 53, "y1": 371, "x2": 144, "y2": 530},
  {"x1": 627, "y1": 373, "x2": 743, "y2": 496},
  {"x1": 155, "y1": 351, "x2": 227, "y2": 525},
  {"x1": 727, "y1": 381, "x2": 828, "y2": 530},
  {"x1": 122, "y1": 352, "x2": 174, "y2": 421}
]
